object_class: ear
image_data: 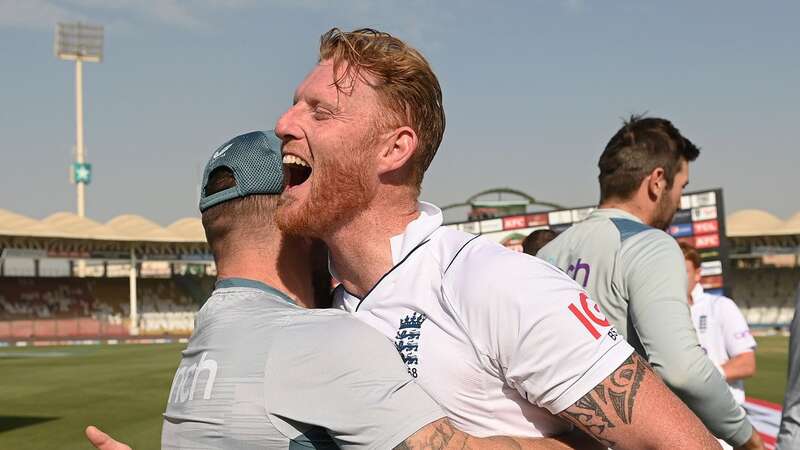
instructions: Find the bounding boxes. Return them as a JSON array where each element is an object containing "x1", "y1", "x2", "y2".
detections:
[
  {"x1": 646, "y1": 167, "x2": 667, "y2": 201},
  {"x1": 376, "y1": 126, "x2": 418, "y2": 176}
]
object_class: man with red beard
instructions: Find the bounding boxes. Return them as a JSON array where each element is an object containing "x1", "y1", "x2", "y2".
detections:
[{"x1": 275, "y1": 27, "x2": 720, "y2": 450}]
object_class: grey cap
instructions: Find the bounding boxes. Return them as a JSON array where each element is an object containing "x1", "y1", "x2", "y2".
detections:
[{"x1": 199, "y1": 130, "x2": 283, "y2": 212}]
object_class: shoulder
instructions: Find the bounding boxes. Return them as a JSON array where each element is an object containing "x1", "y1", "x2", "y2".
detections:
[
  {"x1": 276, "y1": 311, "x2": 396, "y2": 359},
  {"x1": 708, "y1": 295, "x2": 745, "y2": 315},
  {"x1": 620, "y1": 227, "x2": 683, "y2": 265},
  {"x1": 538, "y1": 215, "x2": 627, "y2": 263},
  {"x1": 426, "y1": 227, "x2": 481, "y2": 268},
  {"x1": 442, "y1": 234, "x2": 582, "y2": 308}
]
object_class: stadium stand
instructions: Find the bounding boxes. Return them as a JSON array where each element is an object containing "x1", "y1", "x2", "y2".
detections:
[
  {"x1": 1, "y1": 204, "x2": 797, "y2": 340},
  {"x1": 732, "y1": 268, "x2": 800, "y2": 327},
  {"x1": 0, "y1": 276, "x2": 212, "y2": 338},
  {"x1": 728, "y1": 209, "x2": 800, "y2": 328}
]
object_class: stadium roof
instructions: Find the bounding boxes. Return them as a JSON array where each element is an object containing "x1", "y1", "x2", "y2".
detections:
[
  {"x1": 1, "y1": 207, "x2": 797, "y2": 246},
  {"x1": 0, "y1": 209, "x2": 205, "y2": 243},
  {"x1": 727, "y1": 209, "x2": 800, "y2": 237}
]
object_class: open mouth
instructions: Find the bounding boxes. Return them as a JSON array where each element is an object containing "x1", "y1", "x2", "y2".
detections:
[{"x1": 282, "y1": 154, "x2": 312, "y2": 188}]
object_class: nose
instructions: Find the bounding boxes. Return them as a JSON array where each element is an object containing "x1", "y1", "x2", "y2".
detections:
[{"x1": 275, "y1": 104, "x2": 301, "y2": 144}]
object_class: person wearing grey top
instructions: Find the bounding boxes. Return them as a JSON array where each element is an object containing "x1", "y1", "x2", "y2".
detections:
[
  {"x1": 85, "y1": 131, "x2": 592, "y2": 450},
  {"x1": 539, "y1": 116, "x2": 764, "y2": 450},
  {"x1": 777, "y1": 283, "x2": 800, "y2": 449}
]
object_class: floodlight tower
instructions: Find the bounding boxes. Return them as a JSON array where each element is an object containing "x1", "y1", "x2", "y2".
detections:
[{"x1": 55, "y1": 22, "x2": 103, "y2": 218}]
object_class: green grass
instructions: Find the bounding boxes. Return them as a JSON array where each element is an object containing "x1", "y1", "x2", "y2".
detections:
[
  {"x1": 0, "y1": 336, "x2": 791, "y2": 449},
  {"x1": 747, "y1": 335, "x2": 790, "y2": 404},
  {"x1": 0, "y1": 343, "x2": 184, "y2": 450}
]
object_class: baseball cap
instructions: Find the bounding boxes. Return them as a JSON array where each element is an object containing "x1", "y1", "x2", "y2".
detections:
[{"x1": 199, "y1": 130, "x2": 284, "y2": 212}]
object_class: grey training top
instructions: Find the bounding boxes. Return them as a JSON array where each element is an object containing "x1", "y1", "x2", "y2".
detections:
[
  {"x1": 777, "y1": 285, "x2": 800, "y2": 450},
  {"x1": 538, "y1": 208, "x2": 753, "y2": 447},
  {"x1": 161, "y1": 278, "x2": 444, "y2": 449}
]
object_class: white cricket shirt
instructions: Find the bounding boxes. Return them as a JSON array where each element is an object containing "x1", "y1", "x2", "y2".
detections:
[
  {"x1": 690, "y1": 284, "x2": 757, "y2": 404},
  {"x1": 334, "y1": 202, "x2": 633, "y2": 438}
]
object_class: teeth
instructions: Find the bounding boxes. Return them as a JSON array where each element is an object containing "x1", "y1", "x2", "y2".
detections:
[{"x1": 282, "y1": 154, "x2": 309, "y2": 167}]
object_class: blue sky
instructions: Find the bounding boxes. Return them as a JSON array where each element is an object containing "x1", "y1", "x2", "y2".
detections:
[{"x1": 0, "y1": 0, "x2": 797, "y2": 225}]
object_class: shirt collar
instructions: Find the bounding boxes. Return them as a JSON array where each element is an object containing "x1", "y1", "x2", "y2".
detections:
[
  {"x1": 690, "y1": 283, "x2": 706, "y2": 302},
  {"x1": 328, "y1": 201, "x2": 443, "y2": 280},
  {"x1": 389, "y1": 201, "x2": 443, "y2": 264},
  {"x1": 215, "y1": 277, "x2": 296, "y2": 305},
  {"x1": 591, "y1": 207, "x2": 646, "y2": 224}
]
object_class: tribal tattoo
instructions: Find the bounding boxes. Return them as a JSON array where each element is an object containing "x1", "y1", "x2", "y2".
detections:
[
  {"x1": 560, "y1": 353, "x2": 648, "y2": 447},
  {"x1": 393, "y1": 418, "x2": 528, "y2": 450},
  {"x1": 394, "y1": 419, "x2": 459, "y2": 450}
]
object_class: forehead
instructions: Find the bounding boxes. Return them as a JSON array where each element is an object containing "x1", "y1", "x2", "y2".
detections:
[
  {"x1": 295, "y1": 61, "x2": 335, "y2": 94},
  {"x1": 294, "y1": 60, "x2": 379, "y2": 107}
]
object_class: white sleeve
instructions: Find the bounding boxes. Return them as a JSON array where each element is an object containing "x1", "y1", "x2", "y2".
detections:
[
  {"x1": 443, "y1": 245, "x2": 634, "y2": 414},
  {"x1": 717, "y1": 297, "x2": 757, "y2": 358}
]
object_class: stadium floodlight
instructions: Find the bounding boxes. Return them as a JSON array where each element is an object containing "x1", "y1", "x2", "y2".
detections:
[
  {"x1": 55, "y1": 22, "x2": 104, "y2": 62},
  {"x1": 55, "y1": 22, "x2": 104, "y2": 219}
]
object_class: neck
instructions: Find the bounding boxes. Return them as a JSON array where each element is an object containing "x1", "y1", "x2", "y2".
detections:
[
  {"x1": 326, "y1": 192, "x2": 419, "y2": 298},
  {"x1": 214, "y1": 236, "x2": 316, "y2": 308},
  {"x1": 600, "y1": 197, "x2": 652, "y2": 225}
]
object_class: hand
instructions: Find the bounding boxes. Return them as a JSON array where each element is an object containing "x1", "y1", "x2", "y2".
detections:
[
  {"x1": 733, "y1": 430, "x2": 765, "y2": 450},
  {"x1": 85, "y1": 426, "x2": 133, "y2": 450}
]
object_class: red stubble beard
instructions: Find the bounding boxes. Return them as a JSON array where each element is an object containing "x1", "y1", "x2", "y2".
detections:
[{"x1": 276, "y1": 145, "x2": 376, "y2": 239}]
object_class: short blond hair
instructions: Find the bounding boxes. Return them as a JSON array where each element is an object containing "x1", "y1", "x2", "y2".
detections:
[{"x1": 319, "y1": 28, "x2": 445, "y2": 193}]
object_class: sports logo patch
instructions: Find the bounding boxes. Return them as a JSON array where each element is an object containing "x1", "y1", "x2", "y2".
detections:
[
  {"x1": 569, "y1": 292, "x2": 616, "y2": 340},
  {"x1": 395, "y1": 312, "x2": 426, "y2": 378}
]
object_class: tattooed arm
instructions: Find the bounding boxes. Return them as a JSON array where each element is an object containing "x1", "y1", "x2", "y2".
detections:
[
  {"x1": 558, "y1": 353, "x2": 721, "y2": 450},
  {"x1": 394, "y1": 418, "x2": 604, "y2": 450}
]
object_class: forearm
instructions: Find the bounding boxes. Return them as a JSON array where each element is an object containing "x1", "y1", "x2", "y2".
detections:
[
  {"x1": 472, "y1": 429, "x2": 603, "y2": 450},
  {"x1": 395, "y1": 419, "x2": 602, "y2": 450},
  {"x1": 559, "y1": 353, "x2": 721, "y2": 450},
  {"x1": 721, "y1": 352, "x2": 756, "y2": 382}
]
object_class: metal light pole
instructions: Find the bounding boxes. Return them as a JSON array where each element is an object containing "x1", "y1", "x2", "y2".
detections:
[
  {"x1": 55, "y1": 22, "x2": 103, "y2": 280},
  {"x1": 55, "y1": 22, "x2": 103, "y2": 218}
]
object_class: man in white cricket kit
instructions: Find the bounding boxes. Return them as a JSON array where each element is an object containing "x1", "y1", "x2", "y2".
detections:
[
  {"x1": 275, "y1": 27, "x2": 720, "y2": 450},
  {"x1": 681, "y1": 242, "x2": 758, "y2": 450},
  {"x1": 681, "y1": 241, "x2": 757, "y2": 407}
]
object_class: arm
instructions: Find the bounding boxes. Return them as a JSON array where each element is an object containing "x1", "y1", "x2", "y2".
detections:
[
  {"x1": 395, "y1": 418, "x2": 603, "y2": 450},
  {"x1": 558, "y1": 352, "x2": 720, "y2": 450},
  {"x1": 722, "y1": 351, "x2": 756, "y2": 381},
  {"x1": 622, "y1": 235, "x2": 755, "y2": 447},
  {"x1": 717, "y1": 297, "x2": 757, "y2": 382},
  {"x1": 444, "y1": 249, "x2": 686, "y2": 450}
]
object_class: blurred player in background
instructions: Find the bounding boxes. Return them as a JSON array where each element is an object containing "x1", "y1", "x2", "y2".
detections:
[
  {"x1": 681, "y1": 241, "x2": 757, "y2": 450},
  {"x1": 681, "y1": 241, "x2": 757, "y2": 402},
  {"x1": 777, "y1": 282, "x2": 800, "y2": 449},
  {"x1": 522, "y1": 229, "x2": 558, "y2": 256},
  {"x1": 538, "y1": 116, "x2": 764, "y2": 450},
  {"x1": 276, "y1": 27, "x2": 721, "y2": 450}
]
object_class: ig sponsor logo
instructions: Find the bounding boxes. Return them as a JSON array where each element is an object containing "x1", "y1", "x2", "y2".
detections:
[{"x1": 568, "y1": 292, "x2": 616, "y2": 340}]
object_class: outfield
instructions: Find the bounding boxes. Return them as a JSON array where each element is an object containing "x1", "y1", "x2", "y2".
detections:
[{"x1": 0, "y1": 336, "x2": 791, "y2": 450}]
